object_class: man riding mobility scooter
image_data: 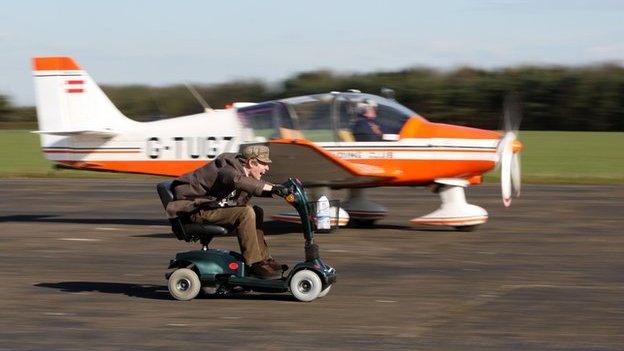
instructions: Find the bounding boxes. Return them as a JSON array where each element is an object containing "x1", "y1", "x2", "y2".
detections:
[{"x1": 157, "y1": 178, "x2": 336, "y2": 302}]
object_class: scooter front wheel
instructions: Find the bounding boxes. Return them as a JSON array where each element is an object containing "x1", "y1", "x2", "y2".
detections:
[
  {"x1": 168, "y1": 268, "x2": 201, "y2": 301},
  {"x1": 318, "y1": 284, "x2": 332, "y2": 298},
  {"x1": 289, "y1": 269, "x2": 322, "y2": 302}
]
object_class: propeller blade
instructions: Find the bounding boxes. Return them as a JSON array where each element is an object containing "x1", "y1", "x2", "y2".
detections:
[
  {"x1": 498, "y1": 92, "x2": 523, "y2": 207},
  {"x1": 503, "y1": 93, "x2": 522, "y2": 133},
  {"x1": 511, "y1": 152, "x2": 521, "y2": 197},
  {"x1": 499, "y1": 132, "x2": 515, "y2": 207}
]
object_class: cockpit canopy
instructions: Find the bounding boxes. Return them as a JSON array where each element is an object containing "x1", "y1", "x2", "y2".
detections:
[{"x1": 237, "y1": 92, "x2": 420, "y2": 143}]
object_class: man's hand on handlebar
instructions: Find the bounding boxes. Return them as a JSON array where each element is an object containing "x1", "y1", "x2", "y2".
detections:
[{"x1": 271, "y1": 184, "x2": 291, "y2": 198}]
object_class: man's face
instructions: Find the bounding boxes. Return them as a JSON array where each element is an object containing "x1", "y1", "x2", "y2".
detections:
[
  {"x1": 247, "y1": 159, "x2": 270, "y2": 180},
  {"x1": 364, "y1": 106, "x2": 377, "y2": 119}
]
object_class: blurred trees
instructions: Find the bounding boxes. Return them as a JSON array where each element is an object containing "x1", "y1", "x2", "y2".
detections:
[
  {"x1": 0, "y1": 95, "x2": 36, "y2": 127},
  {"x1": 0, "y1": 94, "x2": 11, "y2": 119},
  {"x1": 2, "y1": 64, "x2": 623, "y2": 131},
  {"x1": 279, "y1": 64, "x2": 624, "y2": 131},
  {"x1": 100, "y1": 80, "x2": 272, "y2": 121}
]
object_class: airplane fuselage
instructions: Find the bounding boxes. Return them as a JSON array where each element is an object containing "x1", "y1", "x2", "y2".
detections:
[{"x1": 47, "y1": 113, "x2": 499, "y2": 186}]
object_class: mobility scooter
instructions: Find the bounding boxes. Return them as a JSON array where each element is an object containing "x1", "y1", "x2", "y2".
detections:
[{"x1": 156, "y1": 178, "x2": 336, "y2": 302}]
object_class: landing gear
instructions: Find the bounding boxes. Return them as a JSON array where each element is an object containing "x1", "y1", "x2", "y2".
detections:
[
  {"x1": 350, "y1": 218, "x2": 378, "y2": 227},
  {"x1": 343, "y1": 188, "x2": 387, "y2": 226},
  {"x1": 454, "y1": 224, "x2": 480, "y2": 232},
  {"x1": 411, "y1": 179, "x2": 488, "y2": 230}
]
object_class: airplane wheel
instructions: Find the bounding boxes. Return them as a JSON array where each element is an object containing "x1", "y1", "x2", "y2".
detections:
[
  {"x1": 318, "y1": 284, "x2": 332, "y2": 298},
  {"x1": 168, "y1": 268, "x2": 201, "y2": 301},
  {"x1": 455, "y1": 225, "x2": 479, "y2": 232},
  {"x1": 290, "y1": 269, "x2": 322, "y2": 302},
  {"x1": 350, "y1": 219, "x2": 377, "y2": 227}
]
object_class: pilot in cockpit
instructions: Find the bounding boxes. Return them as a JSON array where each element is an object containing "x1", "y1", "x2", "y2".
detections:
[{"x1": 351, "y1": 99, "x2": 383, "y2": 141}]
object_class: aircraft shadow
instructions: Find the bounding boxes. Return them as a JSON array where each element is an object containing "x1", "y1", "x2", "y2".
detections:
[
  {"x1": 0, "y1": 215, "x2": 300, "y2": 234},
  {"x1": 366, "y1": 224, "x2": 458, "y2": 232},
  {"x1": 0, "y1": 214, "x2": 166, "y2": 226},
  {"x1": 261, "y1": 220, "x2": 303, "y2": 235},
  {"x1": 133, "y1": 233, "x2": 175, "y2": 239},
  {"x1": 260, "y1": 221, "x2": 454, "y2": 234},
  {"x1": 35, "y1": 281, "x2": 297, "y2": 302},
  {"x1": 2, "y1": 215, "x2": 453, "y2": 234},
  {"x1": 132, "y1": 221, "x2": 306, "y2": 239}
]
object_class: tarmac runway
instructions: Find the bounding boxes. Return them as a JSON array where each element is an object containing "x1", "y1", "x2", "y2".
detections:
[{"x1": 0, "y1": 179, "x2": 622, "y2": 350}]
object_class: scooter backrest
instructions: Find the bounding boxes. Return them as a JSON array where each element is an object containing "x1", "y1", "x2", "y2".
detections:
[
  {"x1": 156, "y1": 181, "x2": 174, "y2": 208},
  {"x1": 156, "y1": 181, "x2": 189, "y2": 241}
]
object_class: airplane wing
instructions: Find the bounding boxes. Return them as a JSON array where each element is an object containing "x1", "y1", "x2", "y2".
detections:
[
  {"x1": 31, "y1": 129, "x2": 117, "y2": 137},
  {"x1": 260, "y1": 139, "x2": 396, "y2": 187}
]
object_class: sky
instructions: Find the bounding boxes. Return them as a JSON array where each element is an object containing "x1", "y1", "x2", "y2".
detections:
[{"x1": 1, "y1": 0, "x2": 623, "y2": 106}]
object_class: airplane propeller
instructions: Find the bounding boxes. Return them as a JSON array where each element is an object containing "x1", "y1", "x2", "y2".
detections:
[{"x1": 497, "y1": 93, "x2": 523, "y2": 207}]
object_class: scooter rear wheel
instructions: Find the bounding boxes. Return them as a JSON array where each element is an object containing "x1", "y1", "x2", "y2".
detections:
[
  {"x1": 289, "y1": 269, "x2": 322, "y2": 302},
  {"x1": 168, "y1": 268, "x2": 201, "y2": 301}
]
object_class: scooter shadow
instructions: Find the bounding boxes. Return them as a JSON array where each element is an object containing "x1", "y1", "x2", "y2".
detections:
[
  {"x1": 36, "y1": 281, "x2": 171, "y2": 300},
  {"x1": 201, "y1": 293, "x2": 296, "y2": 302},
  {"x1": 35, "y1": 281, "x2": 298, "y2": 302}
]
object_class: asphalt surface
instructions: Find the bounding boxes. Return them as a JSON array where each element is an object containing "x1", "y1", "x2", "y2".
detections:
[{"x1": 0, "y1": 179, "x2": 622, "y2": 350}]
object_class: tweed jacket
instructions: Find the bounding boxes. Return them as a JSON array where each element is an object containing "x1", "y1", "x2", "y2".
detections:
[{"x1": 165, "y1": 153, "x2": 268, "y2": 218}]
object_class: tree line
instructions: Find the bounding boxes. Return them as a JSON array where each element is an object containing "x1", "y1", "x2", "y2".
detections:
[{"x1": 2, "y1": 64, "x2": 623, "y2": 131}]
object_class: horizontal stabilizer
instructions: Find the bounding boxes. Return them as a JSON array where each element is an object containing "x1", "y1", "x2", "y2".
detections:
[
  {"x1": 31, "y1": 129, "x2": 117, "y2": 137},
  {"x1": 260, "y1": 139, "x2": 394, "y2": 187}
]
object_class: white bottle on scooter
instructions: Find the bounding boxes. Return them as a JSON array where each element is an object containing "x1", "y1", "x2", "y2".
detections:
[{"x1": 316, "y1": 195, "x2": 331, "y2": 231}]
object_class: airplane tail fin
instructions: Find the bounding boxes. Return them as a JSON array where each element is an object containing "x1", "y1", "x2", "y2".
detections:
[{"x1": 31, "y1": 56, "x2": 135, "y2": 145}]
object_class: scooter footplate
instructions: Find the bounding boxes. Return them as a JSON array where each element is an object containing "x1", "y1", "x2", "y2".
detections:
[{"x1": 228, "y1": 276, "x2": 288, "y2": 290}]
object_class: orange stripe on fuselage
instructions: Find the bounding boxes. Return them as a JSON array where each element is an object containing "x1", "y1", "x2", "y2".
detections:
[
  {"x1": 32, "y1": 56, "x2": 81, "y2": 71},
  {"x1": 58, "y1": 160, "x2": 208, "y2": 177},
  {"x1": 44, "y1": 150, "x2": 141, "y2": 154},
  {"x1": 325, "y1": 148, "x2": 496, "y2": 153}
]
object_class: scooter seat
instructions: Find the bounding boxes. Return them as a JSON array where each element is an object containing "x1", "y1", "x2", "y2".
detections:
[
  {"x1": 157, "y1": 181, "x2": 229, "y2": 244},
  {"x1": 167, "y1": 217, "x2": 229, "y2": 244},
  {"x1": 182, "y1": 222, "x2": 229, "y2": 237}
]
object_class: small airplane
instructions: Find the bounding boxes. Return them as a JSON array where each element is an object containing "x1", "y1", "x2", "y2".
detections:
[{"x1": 31, "y1": 56, "x2": 522, "y2": 231}]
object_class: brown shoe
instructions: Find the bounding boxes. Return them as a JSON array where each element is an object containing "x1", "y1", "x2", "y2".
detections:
[
  {"x1": 267, "y1": 258, "x2": 288, "y2": 272},
  {"x1": 249, "y1": 261, "x2": 280, "y2": 280}
]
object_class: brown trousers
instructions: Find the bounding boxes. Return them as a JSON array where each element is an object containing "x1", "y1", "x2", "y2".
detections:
[{"x1": 190, "y1": 205, "x2": 268, "y2": 265}]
